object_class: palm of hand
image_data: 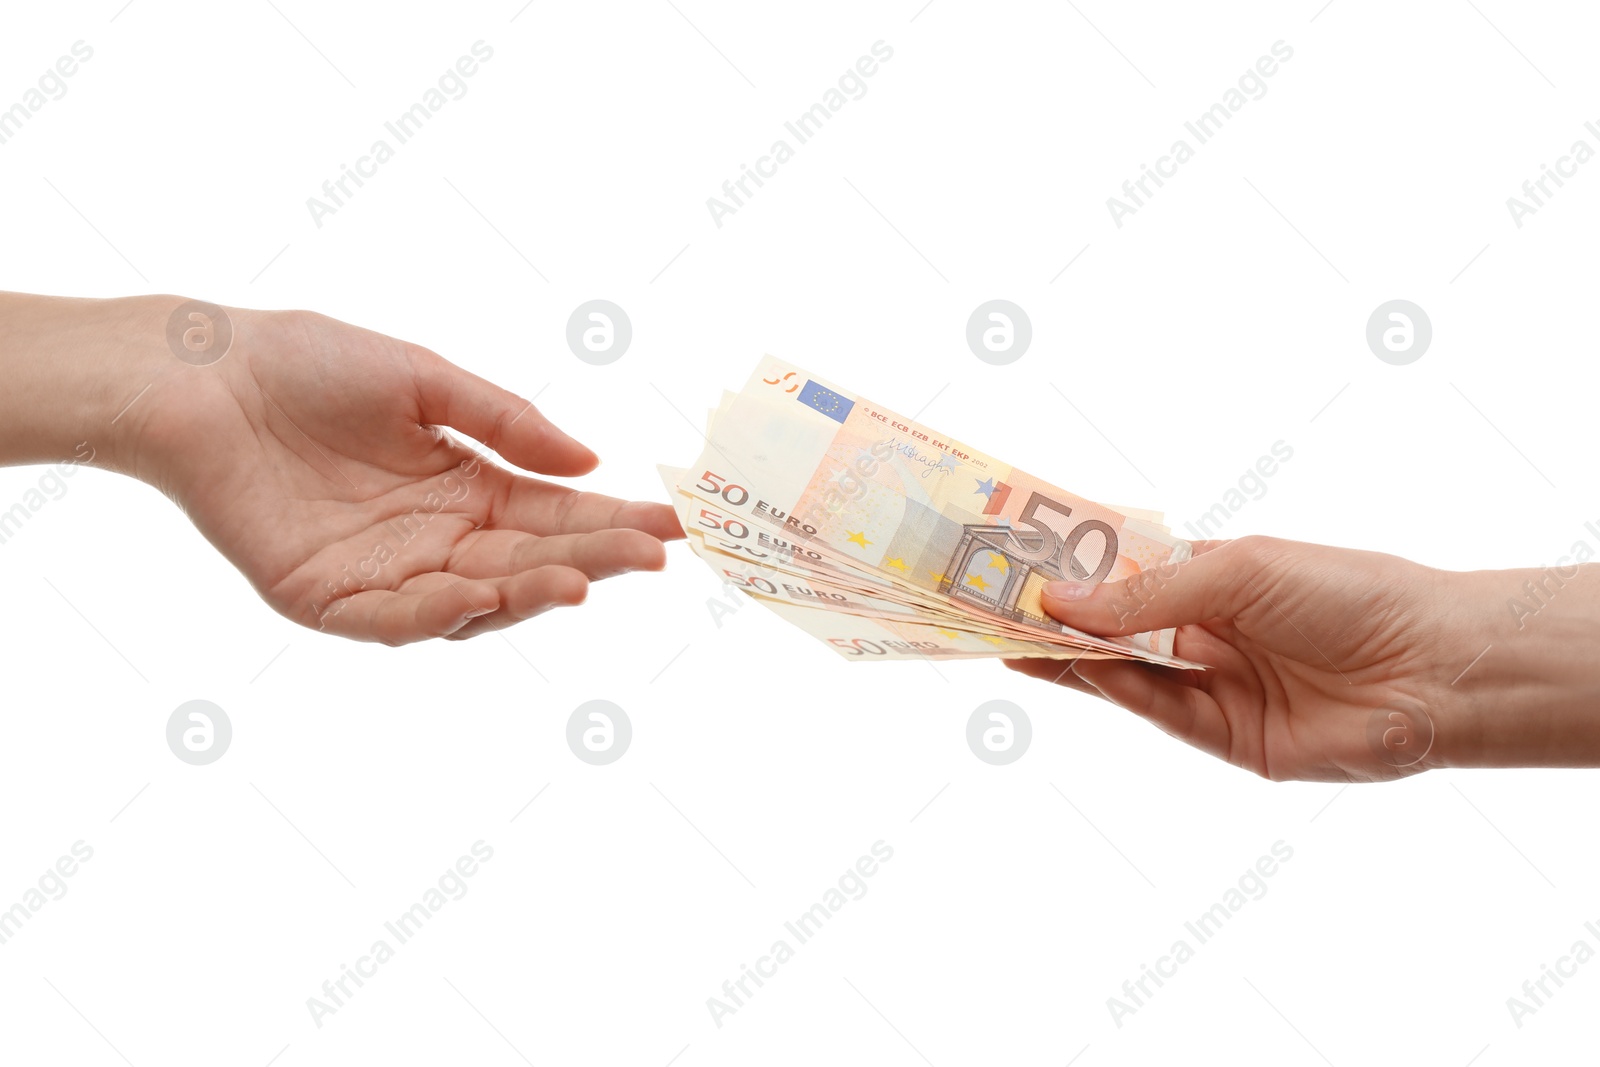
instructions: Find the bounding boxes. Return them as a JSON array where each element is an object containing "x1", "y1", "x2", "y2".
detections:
[{"x1": 137, "y1": 309, "x2": 679, "y2": 644}]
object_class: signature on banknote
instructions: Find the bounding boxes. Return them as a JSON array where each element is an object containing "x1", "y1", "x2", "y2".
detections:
[{"x1": 881, "y1": 435, "x2": 958, "y2": 480}]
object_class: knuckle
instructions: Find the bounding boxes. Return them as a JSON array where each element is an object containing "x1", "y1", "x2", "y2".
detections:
[
  {"x1": 1122, "y1": 568, "x2": 1162, "y2": 602},
  {"x1": 1229, "y1": 535, "x2": 1278, "y2": 569},
  {"x1": 486, "y1": 408, "x2": 511, "y2": 449},
  {"x1": 1111, "y1": 569, "x2": 1163, "y2": 622},
  {"x1": 551, "y1": 488, "x2": 585, "y2": 532}
]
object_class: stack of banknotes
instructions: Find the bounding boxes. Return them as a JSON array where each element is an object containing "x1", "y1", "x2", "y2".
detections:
[{"x1": 661, "y1": 356, "x2": 1201, "y2": 667}]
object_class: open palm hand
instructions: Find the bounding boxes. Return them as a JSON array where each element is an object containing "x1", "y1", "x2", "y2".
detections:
[{"x1": 134, "y1": 306, "x2": 680, "y2": 644}]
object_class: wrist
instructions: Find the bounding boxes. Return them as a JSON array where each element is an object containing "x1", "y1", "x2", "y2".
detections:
[
  {"x1": 0, "y1": 291, "x2": 215, "y2": 479},
  {"x1": 1432, "y1": 564, "x2": 1600, "y2": 768}
]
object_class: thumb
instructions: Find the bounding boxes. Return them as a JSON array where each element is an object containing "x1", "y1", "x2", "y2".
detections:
[
  {"x1": 1040, "y1": 537, "x2": 1265, "y2": 636},
  {"x1": 411, "y1": 349, "x2": 599, "y2": 476}
]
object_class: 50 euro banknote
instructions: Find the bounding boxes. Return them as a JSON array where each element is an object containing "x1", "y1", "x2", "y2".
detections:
[
  {"x1": 675, "y1": 356, "x2": 1193, "y2": 662},
  {"x1": 662, "y1": 468, "x2": 1145, "y2": 662},
  {"x1": 667, "y1": 475, "x2": 1181, "y2": 662}
]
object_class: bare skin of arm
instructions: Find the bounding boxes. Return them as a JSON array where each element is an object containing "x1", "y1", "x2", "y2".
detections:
[
  {"x1": 0, "y1": 291, "x2": 683, "y2": 644},
  {"x1": 1006, "y1": 536, "x2": 1600, "y2": 780}
]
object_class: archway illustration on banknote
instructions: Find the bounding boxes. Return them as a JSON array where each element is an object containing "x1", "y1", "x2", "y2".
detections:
[{"x1": 940, "y1": 491, "x2": 1121, "y2": 627}]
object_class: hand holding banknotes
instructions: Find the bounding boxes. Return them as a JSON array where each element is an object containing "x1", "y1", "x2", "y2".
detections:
[
  {"x1": 667, "y1": 357, "x2": 1600, "y2": 781},
  {"x1": 1010, "y1": 537, "x2": 1600, "y2": 781},
  {"x1": 0, "y1": 292, "x2": 682, "y2": 644}
]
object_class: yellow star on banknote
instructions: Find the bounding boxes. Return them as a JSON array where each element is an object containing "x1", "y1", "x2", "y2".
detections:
[
  {"x1": 929, "y1": 571, "x2": 950, "y2": 584},
  {"x1": 980, "y1": 634, "x2": 1006, "y2": 646},
  {"x1": 965, "y1": 573, "x2": 990, "y2": 591},
  {"x1": 937, "y1": 628, "x2": 961, "y2": 639},
  {"x1": 846, "y1": 531, "x2": 871, "y2": 548},
  {"x1": 884, "y1": 557, "x2": 908, "y2": 571},
  {"x1": 988, "y1": 553, "x2": 1009, "y2": 573}
]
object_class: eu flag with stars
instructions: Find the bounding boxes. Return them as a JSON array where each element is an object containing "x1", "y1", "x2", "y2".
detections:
[{"x1": 796, "y1": 380, "x2": 854, "y2": 423}]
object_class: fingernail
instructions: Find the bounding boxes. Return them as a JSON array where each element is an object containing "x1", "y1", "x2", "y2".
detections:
[
  {"x1": 464, "y1": 607, "x2": 495, "y2": 619},
  {"x1": 1044, "y1": 581, "x2": 1094, "y2": 601}
]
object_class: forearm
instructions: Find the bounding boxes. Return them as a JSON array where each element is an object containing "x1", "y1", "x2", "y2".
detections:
[
  {"x1": 0, "y1": 291, "x2": 174, "y2": 475},
  {"x1": 1440, "y1": 564, "x2": 1600, "y2": 767}
]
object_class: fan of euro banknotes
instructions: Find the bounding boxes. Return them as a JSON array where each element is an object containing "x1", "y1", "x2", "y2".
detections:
[{"x1": 660, "y1": 356, "x2": 1202, "y2": 668}]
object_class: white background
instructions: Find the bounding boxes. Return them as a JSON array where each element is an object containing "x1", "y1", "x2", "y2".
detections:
[{"x1": 2, "y1": 1, "x2": 1598, "y2": 1063}]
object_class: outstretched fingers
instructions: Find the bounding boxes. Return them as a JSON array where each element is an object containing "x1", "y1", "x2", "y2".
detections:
[
  {"x1": 410, "y1": 349, "x2": 599, "y2": 476},
  {"x1": 310, "y1": 563, "x2": 593, "y2": 644},
  {"x1": 313, "y1": 578, "x2": 501, "y2": 645},
  {"x1": 444, "y1": 565, "x2": 590, "y2": 641},
  {"x1": 448, "y1": 528, "x2": 668, "y2": 582},
  {"x1": 501, "y1": 479, "x2": 684, "y2": 540}
]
